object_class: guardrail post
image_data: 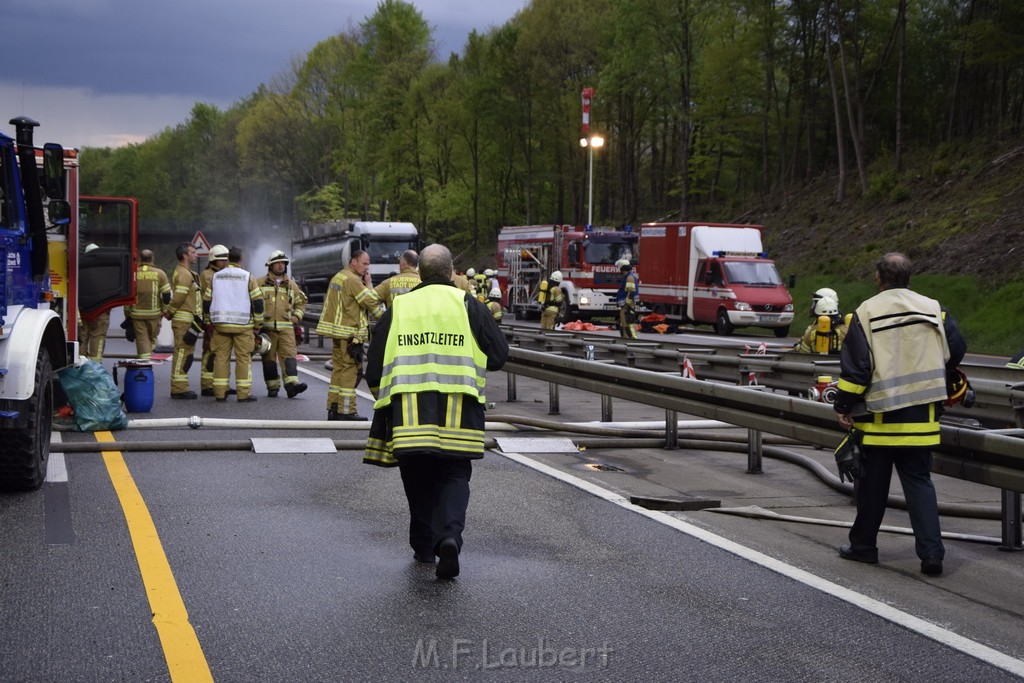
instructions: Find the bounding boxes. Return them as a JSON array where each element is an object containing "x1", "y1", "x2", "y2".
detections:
[
  {"x1": 1000, "y1": 490, "x2": 1023, "y2": 552},
  {"x1": 507, "y1": 372, "x2": 517, "y2": 402},
  {"x1": 601, "y1": 394, "x2": 613, "y2": 422},
  {"x1": 665, "y1": 410, "x2": 678, "y2": 450},
  {"x1": 548, "y1": 382, "x2": 560, "y2": 415},
  {"x1": 745, "y1": 385, "x2": 768, "y2": 473}
]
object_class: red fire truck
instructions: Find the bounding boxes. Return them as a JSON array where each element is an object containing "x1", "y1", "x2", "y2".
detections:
[{"x1": 496, "y1": 224, "x2": 637, "y2": 321}]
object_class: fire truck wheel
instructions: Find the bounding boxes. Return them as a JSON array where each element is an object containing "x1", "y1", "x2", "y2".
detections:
[
  {"x1": 715, "y1": 310, "x2": 735, "y2": 336},
  {"x1": 0, "y1": 349, "x2": 53, "y2": 491},
  {"x1": 773, "y1": 325, "x2": 791, "y2": 338}
]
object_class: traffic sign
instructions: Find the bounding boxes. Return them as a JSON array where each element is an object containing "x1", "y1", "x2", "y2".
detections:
[{"x1": 191, "y1": 230, "x2": 211, "y2": 257}]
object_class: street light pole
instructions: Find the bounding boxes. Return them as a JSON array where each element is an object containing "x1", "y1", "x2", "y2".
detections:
[{"x1": 580, "y1": 134, "x2": 604, "y2": 228}]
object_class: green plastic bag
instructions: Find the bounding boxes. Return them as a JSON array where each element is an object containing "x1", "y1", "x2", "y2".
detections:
[{"x1": 58, "y1": 360, "x2": 129, "y2": 432}]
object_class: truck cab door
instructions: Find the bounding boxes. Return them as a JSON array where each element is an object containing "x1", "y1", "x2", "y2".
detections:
[
  {"x1": 692, "y1": 259, "x2": 720, "y2": 323},
  {"x1": 78, "y1": 197, "x2": 137, "y2": 318}
]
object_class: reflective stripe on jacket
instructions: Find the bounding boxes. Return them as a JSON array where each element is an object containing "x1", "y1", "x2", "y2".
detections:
[{"x1": 373, "y1": 285, "x2": 487, "y2": 409}]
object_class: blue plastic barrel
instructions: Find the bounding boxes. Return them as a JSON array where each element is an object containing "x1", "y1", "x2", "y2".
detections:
[{"x1": 122, "y1": 363, "x2": 154, "y2": 413}]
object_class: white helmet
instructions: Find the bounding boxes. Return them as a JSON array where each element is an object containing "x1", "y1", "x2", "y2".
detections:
[
  {"x1": 484, "y1": 268, "x2": 495, "y2": 277},
  {"x1": 209, "y1": 244, "x2": 229, "y2": 260},
  {"x1": 616, "y1": 258, "x2": 631, "y2": 269},
  {"x1": 814, "y1": 296, "x2": 839, "y2": 317},
  {"x1": 466, "y1": 268, "x2": 476, "y2": 278},
  {"x1": 266, "y1": 250, "x2": 289, "y2": 267},
  {"x1": 84, "y1": 243, "x2": 99, "y2": 253},
  {"x1": 550, "y1": 271, "x2": 563, "y2": 283},
  {"x1": 488, "y1": 288, "x2": 501, "y2": 299},
  {"x1": 253, "y1": 333, "x2": 271, "y2": 357},
  {"x1": 812, "y1": 287, "x2": 838, "y2": 304}
]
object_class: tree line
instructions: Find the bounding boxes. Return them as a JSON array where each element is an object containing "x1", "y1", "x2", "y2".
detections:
[{"x1": 80, "y1": 0, "x2": 1024, "y2": 252}]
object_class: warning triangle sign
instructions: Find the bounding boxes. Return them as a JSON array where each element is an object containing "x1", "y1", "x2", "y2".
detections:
[{"x1": 191, "y1": 231, "x2": 212, "y2": 257}]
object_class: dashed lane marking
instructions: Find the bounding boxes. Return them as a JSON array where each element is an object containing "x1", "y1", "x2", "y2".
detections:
[{"x1": 96, "y1": 431, "x2": 213, "y2": 683}]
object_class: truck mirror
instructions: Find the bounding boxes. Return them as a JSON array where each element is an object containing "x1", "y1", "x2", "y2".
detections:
[
  {"x1": 47, "y1": 200, "x2": 71, "y2": 226},
  {"x1": 788, "y1": 274, "x2": 796, "y2": 289},
  {"x1": 42, "y1": 143, "x2": 66, "y2": 200}
]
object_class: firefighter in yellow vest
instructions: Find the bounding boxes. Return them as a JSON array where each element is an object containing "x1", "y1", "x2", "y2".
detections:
[
  {"x1": 795, "y1": 296, "x2": 848, "y2": 355},
  {"x1": 363, "y1": 244, "x2": 508, "y2": 578},
  {"x1": 125, "y1": 249, "x2": 171, "y2": 360},
  {"x1": 374, "y1": 249, "x2": 420, "y2": 306},
  {"x1": 259, "y1": 250, "x2": 308, "y2": 398},
  {"x1": 486, "y1": 288, "x2": 503, "y2": 322},
  {"x1": 538, "y1": 271, "x2": 564, "y2": 330},
  {"x1": 834, "y1": 252, "x2": 967, "y2": 576},
  {"x1": 203, "y1": 246, "x2": 264, "y2": 402},
  {"x1": 165, "y1": 241, "x2": 203, "y2": 398},
  {"x1": 199, "y1": 245, "x2": 229, "y2": 396},
  {"x1": 315, "y1": 250, "x2": 384, "y2": 420}
]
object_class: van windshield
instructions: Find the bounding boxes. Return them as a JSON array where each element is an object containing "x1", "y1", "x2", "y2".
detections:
[{"x1": 724, "y1": 261, "x2": 783, "y2": 286}]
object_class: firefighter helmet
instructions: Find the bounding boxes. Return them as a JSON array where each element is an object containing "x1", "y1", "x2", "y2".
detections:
[
  {"x1": 484, "y1": 268, "x2": 495, "y2": 277},
  {"x1": 466, "y1": 268, "x2": 476, "y2": 278},
  {"x1": 550, "y1": 271, "x2": 563, "y2": 283},
  {"x1": 266, "y1": 250, "x2": 289, "y2": 267},
  {"x1": 944, "y1": 368, "x2": 975, "y2": 408},
  {"x1": 84, "y1": 243, "x2": 99, "y2": 253},
  {"x1": 812, "y1": 287, "x2": 838, "y2": 305},
  {"x1": 813, "y1": 296, "x2": 839, "y2": 317},
  {"x1": 616, "y1": 258, "x2": 631, "y2": 269},
  {"x1": 209, "y1": 244, "x2": 229, "y2": 260},
  {"x1": 488, "y1": 288, "x2": 501, "y2": 299},
  {"x1": 254, "y1": 333, "x2": 272, "y2": 357}
]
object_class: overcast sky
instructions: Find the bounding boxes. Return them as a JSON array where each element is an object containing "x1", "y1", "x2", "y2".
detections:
[{"x1": 3, "y1": 0, "x2": 524, "y2": 149}]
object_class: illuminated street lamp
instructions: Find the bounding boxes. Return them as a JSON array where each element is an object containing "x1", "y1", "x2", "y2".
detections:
[{"x1": 580, "y1": 134, "x2": 605, "y2": 228}]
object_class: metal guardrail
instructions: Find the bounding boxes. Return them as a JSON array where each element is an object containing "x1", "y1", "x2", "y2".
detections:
[
  {"x1": 503, "y1": 345, "x2": 1024, "y2": 548},
  {"x1": 502, "y1": 327, "x2": 1024, "y2": 428}
]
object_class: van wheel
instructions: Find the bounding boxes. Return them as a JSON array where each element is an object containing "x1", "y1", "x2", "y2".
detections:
[
  {"x1": 716, "y1": 310, "x2": 734, "y2": 336},
  {"x1": 773, "y1": 325, "x2": 791, "y2": 338},
  {"x1": 0, "y1": 349, "x2": 53, "y2": 491}
]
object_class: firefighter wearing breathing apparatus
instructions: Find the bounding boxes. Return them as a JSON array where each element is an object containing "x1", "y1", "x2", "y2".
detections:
[
  {"x1": 258, "y1": 250, "x2": 309, "y2": 398},
  {"x1": 795, "y1": 295, "x2": 848, "y2": 354},
  {"x1": 316, "y1": 250, "x2": 384, "y2": 420},
  {"x1": 616, "y1": 259, "x2": 639, "y2": 339},
  {"x1": 486, "y1": 288, "x2": 503, "y2": 322},
  {"x1": 167, "y1": 241, "x2": 203, "y2": 399},
  {"x1": 538, "y1": 271, "x2": 564, "y2": 330},
  {"x1": 204, "y1": 246, "x2": 264, "y2": 402},
  {"x1": 833, "y1": 252, "x2": 966, "y2": 576}
]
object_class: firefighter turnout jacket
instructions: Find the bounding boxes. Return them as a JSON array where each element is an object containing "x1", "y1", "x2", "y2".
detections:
[
  {"x1": 205, "y1": 264, "x2": 264, "y2": 332},
  {"x1": 127, "y1": 264, "x2": 171, "y2": 319},
  {"x1": 834, "y1": 288, "x2": 966, "y2": 447},
  {"x1": 316, "y1": 266, "x2": 384, "y2": 340},
  {"x1": 167, "y1": 262, "x2": 201, "y2": 324},
  {"x1": 374, "y1": 266, "x2": 421, "y2": 307},
  {"x1": 259, "y1": 273, "x2": 307, "y2": 331}
]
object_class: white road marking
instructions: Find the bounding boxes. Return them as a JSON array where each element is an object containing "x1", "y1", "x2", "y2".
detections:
[
  {"x1": 297, "y1": 366, "x2": 375, "y2": 400},
  {"x1": 498, "y1": 450, "x2": 1024, "y2": 678},
  {"x1": 46, "y1": 433, "x2": 68, "y2": 483}
]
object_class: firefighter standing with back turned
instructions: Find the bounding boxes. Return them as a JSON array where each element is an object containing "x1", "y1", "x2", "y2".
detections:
[
  {"x1": 125, "y1": 249, "x2": 171, "y2": 360},
  {"x1": 259, "y1": 250, "x2": 308, "y2": 398},
  {"x1": 167, "y1": 241, "x2": 203, "y2": 399},
  {"x1": 616, "y1": 258, "x2": 638, "y2": 339},
  {"x1": 204, "y1": 246, "x2": 264, "y2": 403},
  {"x1": 833, "y1": 252, "x2": 966, "y2": 576},
  {"x1": 316, "y1": 250, "x2": 384, "y2": 420},
  {"x1": 374, "y1": 250, "x2": 421, "y2": 306}
]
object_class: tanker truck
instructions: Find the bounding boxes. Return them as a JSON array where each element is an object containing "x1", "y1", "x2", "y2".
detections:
[{"x1": 290, "y1": 221, "x2": 419, "y2": 304}]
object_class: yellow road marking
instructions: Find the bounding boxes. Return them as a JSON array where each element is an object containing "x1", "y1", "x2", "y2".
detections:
[{"x1": 96, "y1": 431, "x2": 213, "y2": 682}]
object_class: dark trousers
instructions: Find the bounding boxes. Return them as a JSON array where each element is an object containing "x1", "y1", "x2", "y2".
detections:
[
  {"x1": 849, "y1": 445, "x2": 944, "y2": 561},
  {"x1": 397, "y1": 454, "x2": 472, "y2": 556}
]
